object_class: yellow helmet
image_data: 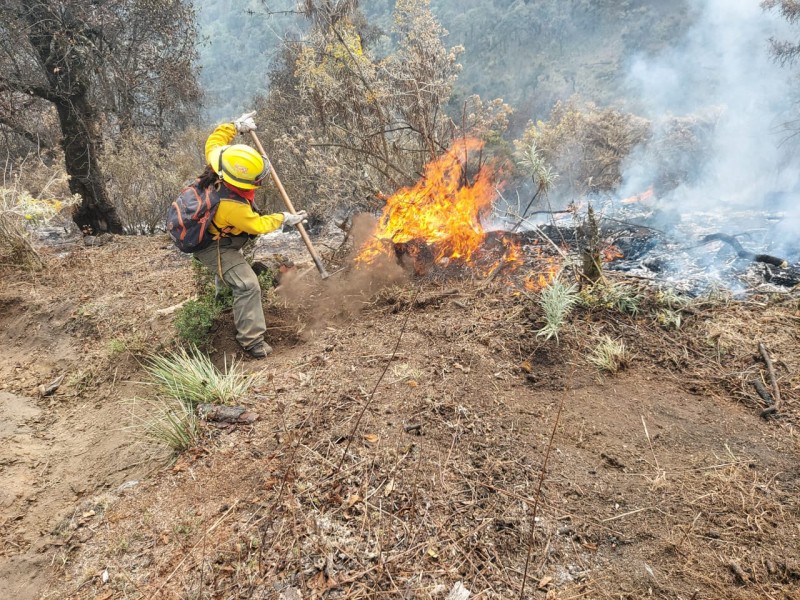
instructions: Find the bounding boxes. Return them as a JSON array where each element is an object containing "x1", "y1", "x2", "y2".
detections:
[{"x1": 208, "y1": 144, "x2": 270, "y2": 190}]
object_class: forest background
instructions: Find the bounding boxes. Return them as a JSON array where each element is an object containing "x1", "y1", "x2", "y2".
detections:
[{"x1": 1, "y1": 0, "x2": 799, "y2": 255}]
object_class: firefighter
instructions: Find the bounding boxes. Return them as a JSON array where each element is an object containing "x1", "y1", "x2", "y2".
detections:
[{"x1": 193, "y1": 111, "x2": 306, "y2": 358}]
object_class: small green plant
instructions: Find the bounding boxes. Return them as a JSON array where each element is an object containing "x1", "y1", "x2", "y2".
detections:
[
  {"x1": 109, "y1": 338, "x2": 127, "y2": 356},
  {"x1": 536, "y1": 279, "x2": 579, "y2": 342},
  {"x1": 174, "y1": 299, "x2": 221, "y2": 347},
  {"x1": 174, "y1": 260, "x2": 235, "y2": 347},
  {"x1": 588, "y1": 336, "x2": 630, "y2": 374},
  {"x1": 257, "y1": 268, "x2": 276, "y2": 291},
  {"x1": 603, "y1": 283, "x2": 641, "y2": 315},
  {"x1": 580, "y1": 282, "x2": 641, "y2": 315},
  {"x1": 108, "y1": 333, "x2": 150, "y2": 357},
  {"x1": 655, "y1": 287, "x2": 690, "y2": 310},
  {"x1": 143, "y1": 346, "x2": 252, "y2": 406},
  {"x1": 655, "y1": 308, "x2": 682, "y2": 330}
]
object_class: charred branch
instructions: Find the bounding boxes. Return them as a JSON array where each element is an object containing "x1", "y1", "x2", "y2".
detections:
[{"x1": 700, "y1": 233, "x2": 788, "y2": 267}]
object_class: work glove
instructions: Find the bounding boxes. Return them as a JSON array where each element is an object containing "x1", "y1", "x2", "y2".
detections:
[
  {"x1": 234, "y1": 110, "x2": 257, "y2": 134},
  {"x1": 282, "y1": 210, "x2": 308, "y2": 227}
]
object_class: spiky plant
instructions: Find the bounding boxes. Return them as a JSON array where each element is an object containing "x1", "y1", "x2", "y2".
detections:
[
  {"x1": 139, "y1": 396, "x2": 199, "y2": 453},
  {"x1": 581, "y1": 282, "x2": 641, "y2": 315},
  {"x1": 143, "y1": 346, "x2": 252, "y2": 406},
  {"x1": 655, "y1": 308, "x2": 682, "y2": 330},
  {"x1": 604, "y1": 283, "x2": 641, "y2": 315},
  {"x1": 511, "y1": 142, "x2": 559, "y2": 231},
  {"x1": 655, "y1": 287, "x2": 690, "y2": 310},
  {"x1": 588, "y1": 336, "x2": 631, "y2": 374},
  {"x1": 535, "y1": 279, "x2": 579, "y2": 342}
]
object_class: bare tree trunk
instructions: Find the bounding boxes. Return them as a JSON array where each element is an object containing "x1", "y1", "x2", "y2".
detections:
[
  {"x1": 23, "y1": 1, "x2": 123, "y2": 234},
  {"x1": 53, "y1": 95, "x2": 123, "y2": 234}
]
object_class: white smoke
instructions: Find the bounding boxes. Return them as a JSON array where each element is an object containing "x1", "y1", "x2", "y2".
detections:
[{"x1": 621, "y1": 0, "x2": 800, "y2": 227}]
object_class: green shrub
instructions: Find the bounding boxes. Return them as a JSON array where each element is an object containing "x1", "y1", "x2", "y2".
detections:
[
  {"x1": 174, "y1": 299, "x2": 221, "y2": 347},
  {"x1": 257, "y1": 267, "x2": 276, "y2": 291}
]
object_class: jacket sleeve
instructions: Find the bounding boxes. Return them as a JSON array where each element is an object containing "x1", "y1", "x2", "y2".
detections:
[
  {"x1": 216, "y1": 201, "x2": 285, "y2": 235},
  {"x1": 205, "y1": 123, "x2": 238, "y2": 164}
]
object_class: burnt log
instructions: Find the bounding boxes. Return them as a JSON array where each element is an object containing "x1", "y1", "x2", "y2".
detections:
[
  {"x1": 763, "y1": 264, "x2": 800, "y2": 287},
  {"x1": 752, "y1": 379, "x2": 773, "y2": 406}
]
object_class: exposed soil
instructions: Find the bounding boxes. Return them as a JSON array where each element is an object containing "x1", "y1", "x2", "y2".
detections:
[{"x1": 1, "y1": 235, "x2": 799, "y2": 600}]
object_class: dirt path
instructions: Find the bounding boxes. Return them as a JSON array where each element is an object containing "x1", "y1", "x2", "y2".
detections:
[
  {"x1": 35, "y1": 274, "x2": 800, "y2": 599},
  {"x1": 0, "y1": 237, "x2": 194, "y2": 599}
]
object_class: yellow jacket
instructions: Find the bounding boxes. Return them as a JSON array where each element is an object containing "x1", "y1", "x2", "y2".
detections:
[{"x1": 205, "y1": 123, "x2": 284, "y2": 237}]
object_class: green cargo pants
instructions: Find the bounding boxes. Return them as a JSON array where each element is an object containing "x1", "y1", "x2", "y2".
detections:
[{"x1": 193, "y1": 237, "x2": 266, "y2": 351}]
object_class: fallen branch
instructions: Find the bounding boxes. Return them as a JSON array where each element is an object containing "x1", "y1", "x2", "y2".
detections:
[
  {"x1": 700, "y1": 233, "x2": 787, "y2": 268},
  {"x1": 758, "y1": 342, "x2": 783, "y2": 417},
  {"x1": 155, "y1": 296, "x2": 196, "y2": 316},
  {"x1": 197, "y1": 404, "x2": 258, "y2": 424},
  {"x1": 600, "y1": 506, "x2": 656, "y2": 522},
  {"x1": 728, "y1": 561, "x2": 750, "y2": 585}
]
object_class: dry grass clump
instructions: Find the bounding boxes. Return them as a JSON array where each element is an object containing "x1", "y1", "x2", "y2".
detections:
[
  {"x1": 0, "y1": 152, "x2": 76, "y2": 269},
  {"x1": 0, "y1": 184, "x2": 70, "y2": 270},
  {"x1": 131, "y1": 347, "x2": 253, "y2": 454},
  {"x1": 143, "y1": 346, "x2": 252, "y2": 407},
  {"x1": 0, "y1": 209, "x2": 42, "y2": 269},
  {"x1": 588, "y1": 335, "x2": 630, "y2": 373},
  {"x1": 131, "y1": 395, "x2": 200, "y2": 453}
]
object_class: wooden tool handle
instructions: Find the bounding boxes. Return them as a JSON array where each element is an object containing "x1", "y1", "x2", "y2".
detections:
[{"x1": 249, "y1": 131, "x2": 329, "y2": 279}]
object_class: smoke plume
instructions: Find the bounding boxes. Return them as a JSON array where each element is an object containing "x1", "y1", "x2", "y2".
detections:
[{"x1": 621, "y1": 0, "x2": 800, "y2": 242}]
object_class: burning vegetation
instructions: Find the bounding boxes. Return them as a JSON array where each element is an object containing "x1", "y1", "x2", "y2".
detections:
[
  {"x1": 356, "y1": 139, "x2": 495, "y2": 265},
  {"x1": 353, "y1": 138, "x2": 561, "y2": 290}
]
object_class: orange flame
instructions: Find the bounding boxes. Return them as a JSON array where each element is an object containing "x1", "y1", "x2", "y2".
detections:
[
  {"x1": 523, "y1": 257, "x2": 560, "y2": 292},
  {"x1": 621, "y1": 185, "x2": 655, "y2": 205},
  {"x1": 357, "y1": 138, "x2": 495, "y2": 264},
  {"x1": 602, "y1": 244, "x2": 624, "y2": 262},
  {"x1": 479, "y1": 237, "x2": 525, "y2": 278}
]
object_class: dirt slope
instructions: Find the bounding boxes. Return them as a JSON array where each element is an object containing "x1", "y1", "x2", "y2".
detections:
[
  {"x1": 0, "y1": 236, "x2": 194, "y2": 599},
  {"x1": 1, "y1": 236, "x2": 799, "y2": 600}
]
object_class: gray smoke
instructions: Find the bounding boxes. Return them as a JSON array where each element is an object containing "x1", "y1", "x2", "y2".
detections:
[{"x1": 620, "y1": 0, "x2": 800, "y2": 232}]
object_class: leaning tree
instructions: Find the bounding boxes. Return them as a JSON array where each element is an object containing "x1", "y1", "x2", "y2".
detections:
[{"x1": 0, "y1": 0, "x2": 200, "y2": 234}]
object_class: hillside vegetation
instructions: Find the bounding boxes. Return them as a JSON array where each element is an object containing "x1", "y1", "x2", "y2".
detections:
[{"x1": 2, "y1": 1, "x2": 800, "y2": 599}]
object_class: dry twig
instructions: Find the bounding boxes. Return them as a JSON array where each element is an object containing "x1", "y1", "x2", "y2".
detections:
[{"x1": 758, "y1": 342, "x2": 783, "y2": 417}]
